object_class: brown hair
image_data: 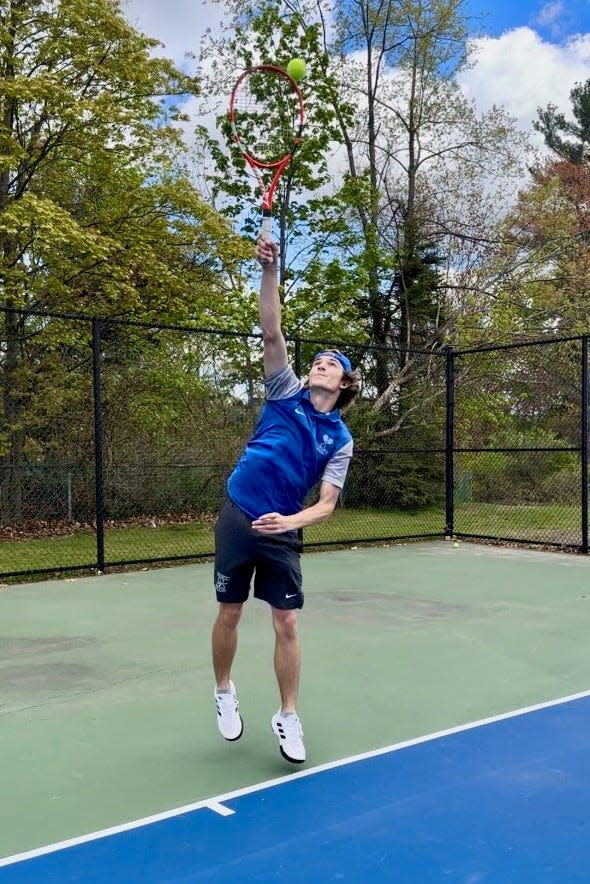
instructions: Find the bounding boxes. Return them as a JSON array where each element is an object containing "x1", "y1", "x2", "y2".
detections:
[{"x1": 304, "y1": 349, "x2": 360, "y2": 410}]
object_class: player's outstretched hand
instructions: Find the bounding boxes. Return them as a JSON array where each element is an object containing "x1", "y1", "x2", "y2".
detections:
[
  {"x1": 256, "y1": 234, "x2": 278, "y2": 267},
  {"x1": 252, "y1": 512, "x2": 294, "y2": 534}
]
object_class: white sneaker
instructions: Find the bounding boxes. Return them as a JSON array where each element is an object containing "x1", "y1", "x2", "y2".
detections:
[
  {"x1": 214, "y1": 681, "x2": 243, "y2": 741},
  {"x1": 271, "y1": 710, "x2": 306, "y2": 764}
]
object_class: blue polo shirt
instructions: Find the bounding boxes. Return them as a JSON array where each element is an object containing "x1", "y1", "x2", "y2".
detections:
[{"x1": 227, "y1": 365, "x2": 353, "y2": 519}]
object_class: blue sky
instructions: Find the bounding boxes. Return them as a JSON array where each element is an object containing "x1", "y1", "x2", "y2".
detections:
[{"x1": 466, "y1": 0, "x2": 590, "y2": 40}]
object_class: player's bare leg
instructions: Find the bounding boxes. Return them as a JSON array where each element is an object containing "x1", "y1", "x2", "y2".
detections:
[
  {"x1": 271, "y1": 607, "x2": 305, "y2": 763},
  {"x1": 271, "y1": 607, "x2": 300, "y2": 710},
  {"x1": 212, "y1": 603, "x2": 243, "y2": 741}
]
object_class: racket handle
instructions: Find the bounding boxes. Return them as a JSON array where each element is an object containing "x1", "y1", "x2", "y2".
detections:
[{"x1": 260, "y1": 215, "x2": 273, "y2": 239}]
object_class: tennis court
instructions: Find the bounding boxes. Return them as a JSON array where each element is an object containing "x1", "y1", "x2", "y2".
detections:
[{"x1": 2, "y1": 541, "x2": 590, "y2": 881}]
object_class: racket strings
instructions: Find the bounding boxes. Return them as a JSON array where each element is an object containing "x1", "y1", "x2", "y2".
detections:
[{"x1": 232, "y1": 70, "x2": 302, "y2": 166}]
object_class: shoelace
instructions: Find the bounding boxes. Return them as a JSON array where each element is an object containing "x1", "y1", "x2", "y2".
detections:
[
  {"x1": 281, "y1": 715, "x2": 303, "y2": 738},
  {"x1": 216, "y1": 692, "x2": 238, "y2": 714}
]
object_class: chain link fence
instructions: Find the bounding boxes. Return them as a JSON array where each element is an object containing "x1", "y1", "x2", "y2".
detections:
[
  {"x1": 450, "y1": 337, "x2": 586, "y2": 550},
  {"x1": 1, "y1": 307, "x2": 588, "y2": 579}
]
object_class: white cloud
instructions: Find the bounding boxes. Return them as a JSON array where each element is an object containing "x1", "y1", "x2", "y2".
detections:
[
  {"x1": 121, "y1": 0, "x2": 223, "y2": 69},
  {"x1": 536, "y1": 1, "x2": 564, "y2": 28},
  {"x1": 121, "y1": 0, "x2": 228, "y2": 157},
  {"x1": 459, "y1": 27, "x2": 590, "y2": 149}
]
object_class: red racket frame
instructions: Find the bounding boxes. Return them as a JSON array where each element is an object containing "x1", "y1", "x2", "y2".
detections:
[{"x1": 228, "y1": 64, "x2": 305, "y2": 234}]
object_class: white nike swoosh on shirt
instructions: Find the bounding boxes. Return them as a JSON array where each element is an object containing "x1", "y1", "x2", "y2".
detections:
[
  {"x1": 285, "y1": 593, "x2": 298, "y2": 598},
  {"x1": 295, "y1": 407, "x2": 305, "y2": 415}
]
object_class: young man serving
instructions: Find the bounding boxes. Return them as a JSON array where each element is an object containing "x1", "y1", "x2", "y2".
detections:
[{"x1": 212, "y1": 233, "x2": 358, "y2": 764}]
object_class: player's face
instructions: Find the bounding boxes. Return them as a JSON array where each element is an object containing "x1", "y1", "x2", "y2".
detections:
[{"x1": 308, "y1": 354, "x2": 345, "y2": 391}]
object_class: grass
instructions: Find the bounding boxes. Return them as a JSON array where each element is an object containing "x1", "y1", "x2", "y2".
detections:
[
  {"x1": 305, "y1": 506, "x2": 443, "y2": 543},
  {"x1": 454, "y1": 502, "x2": 581, "y2": 544},
  {"x1": 0, "y1": 509, "x2": 442, "y2": 579},
  {"x1": 0, "y1": 522, "x2": 215, "y2": 578},
  {"x1": 0, "y1": 502, "x2": 583, "y2": 581}
]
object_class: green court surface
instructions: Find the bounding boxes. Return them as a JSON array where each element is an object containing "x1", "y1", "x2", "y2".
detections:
[{"x1": 2, "y1": 541, "x2": 590, "y2": 860}]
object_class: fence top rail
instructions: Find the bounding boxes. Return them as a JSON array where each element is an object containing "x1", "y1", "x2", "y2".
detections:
[
  {"x1": 0, "y1": 304, "x2": 261, "y2": 341},
  {"x1": 3, "y1": 304, "x2": 590, "y2": 357},
  {"x1": 0, "y1": 304, "x2": 421, "y2": 356},
  {"x1": 453, "y1": 332, "x2": 590, "y2": 356},
  {"x1": 454, "y1": 446, "x2": 580, "y2": 453}
]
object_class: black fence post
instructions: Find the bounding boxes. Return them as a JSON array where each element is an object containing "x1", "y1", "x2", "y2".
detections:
[
  {"x1": 582, "y1": 336, "x2": 588, "y2": 554},
  {"x1": 92, "y1": 319, "x2": 106, "y2": 573},
  {"x1": 445, "y1": 345, "x2": 455, "y2": 538},
  {"x1": 294, "y1": 337, "x2": 302, "y2": 378}
]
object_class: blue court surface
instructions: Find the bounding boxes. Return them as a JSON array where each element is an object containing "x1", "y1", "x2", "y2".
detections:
[{"x1": 2, "y1": 691, "x2": 590, "y2": 883}]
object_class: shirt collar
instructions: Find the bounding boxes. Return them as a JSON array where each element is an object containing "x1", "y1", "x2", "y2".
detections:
[{"x1": 301, "y1": 389, "x2": 340, "y2": 421}]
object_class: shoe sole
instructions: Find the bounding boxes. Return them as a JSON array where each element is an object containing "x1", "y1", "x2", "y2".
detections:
[
  {"x1": 220, "y1": 715, "x2": 244, "y2": 742},
  {"x1": 279, "y1": 745, "x2": 305, "y2": 764}
]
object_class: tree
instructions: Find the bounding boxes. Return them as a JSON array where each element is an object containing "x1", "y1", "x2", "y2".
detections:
[
  {"x1": 198, "y1": 0, "x2": 528, "y2": 384},
  {"x1": 448, "y1": 151, "x2": 590, "y2": 488},
  {"x1": 194, "y1": 1, "x2": 360, "y2": 324},
  {"x1": 325, "y1": 0, "x2": 530, "y2": 398},
  {"x1": 191, "y1": 0, "x2": 531, "y2": 510},
  {"x1": 534, "y1": 79, "x2": 590, "y2": 164},
  {"x1": 0, "y1": 0, "x2": 251, "y2": 317},
  {"x1": 0, "y1": 0, "x2": 250, "y2": 519}
]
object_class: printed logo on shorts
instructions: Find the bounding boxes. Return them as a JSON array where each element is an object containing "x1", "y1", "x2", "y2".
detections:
[{"x1": 215, "y1": 572, "x2": 230, "y2": 594}]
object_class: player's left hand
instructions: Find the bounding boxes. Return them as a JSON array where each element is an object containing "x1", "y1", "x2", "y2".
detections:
[{"x1": 251, "y1": 512, "x2": 295, "y2": 534}]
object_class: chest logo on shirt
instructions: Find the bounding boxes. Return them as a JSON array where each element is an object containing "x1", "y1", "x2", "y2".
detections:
[{"x1": 317, "y1": 434, "x2": 334, "y2": 455}]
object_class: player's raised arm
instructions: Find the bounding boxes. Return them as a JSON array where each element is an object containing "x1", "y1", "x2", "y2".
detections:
[{"x1": 255, "y1": 234, "x2": 288, "y2": 377}]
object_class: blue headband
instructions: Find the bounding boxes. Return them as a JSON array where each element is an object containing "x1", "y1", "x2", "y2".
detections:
[{"x1": 314, "y1": 351, "x2": 352, "y2": 374}]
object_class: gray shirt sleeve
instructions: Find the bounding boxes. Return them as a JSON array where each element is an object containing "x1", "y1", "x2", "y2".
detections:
[
  {"x1": 264, "y1": 364, "x2": 303, "y2": 400},
  {"x1": 321, "y1": 440, "x2": 354, "y2": 489}
]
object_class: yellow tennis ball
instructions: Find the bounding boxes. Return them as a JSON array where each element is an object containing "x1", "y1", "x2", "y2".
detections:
[{"x1": 286, "y1": 58, "x2": 307, "y2": 82}]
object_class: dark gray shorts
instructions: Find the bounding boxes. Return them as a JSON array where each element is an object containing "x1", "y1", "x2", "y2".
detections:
[{"x1": 214, "y1": 498, "x2": 304, "y2": 609}]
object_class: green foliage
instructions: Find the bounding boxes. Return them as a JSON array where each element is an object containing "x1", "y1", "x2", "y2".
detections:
[
  {"x1": 463, "y1": 428, "x2": 578, "y2": 504},
  {"x1": 534, "y1": 78, "x2": 590, "y2": 163},
  {"x1": 537, "y1": 468, "x2": 581, "y2": 505},
  {"x1": 344, "y1": 449, "x2": 444, "y2": 510},
  {"x1": 197, "y1": 2, "x2": 341, "y2": 231},
  {"x1": 105, "y1": 464, "x2": 227, "y2": 519},
  {"x1": 0, "y1": 0, "x2": 549, "y2": 533},
  {"x1": 342, "y1": 401, "x2": 445, "y2": 510},
  {"x1": 0, "y1": 0, "x2": 257, "y2": 520},
  {"x1": 0, "y1": 0, "x2": 251, "y2": 318}
]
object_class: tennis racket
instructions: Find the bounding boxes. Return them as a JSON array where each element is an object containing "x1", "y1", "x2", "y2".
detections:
[{"x1": 228, "y1": 64, "x2": 305, "y2": 240}]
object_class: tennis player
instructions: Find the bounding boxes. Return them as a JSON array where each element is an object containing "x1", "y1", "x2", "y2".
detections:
[{"x1": 212, "y1": 233, "x2": 358, "y2": 764}]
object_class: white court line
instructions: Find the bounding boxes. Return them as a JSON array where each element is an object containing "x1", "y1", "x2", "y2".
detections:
[
  {"x1": 2, "y1": 687, "x2": 590, "y2": 869},
  {"x1": 206, "y1": 801, "x2": 235, "y2": 817}
]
